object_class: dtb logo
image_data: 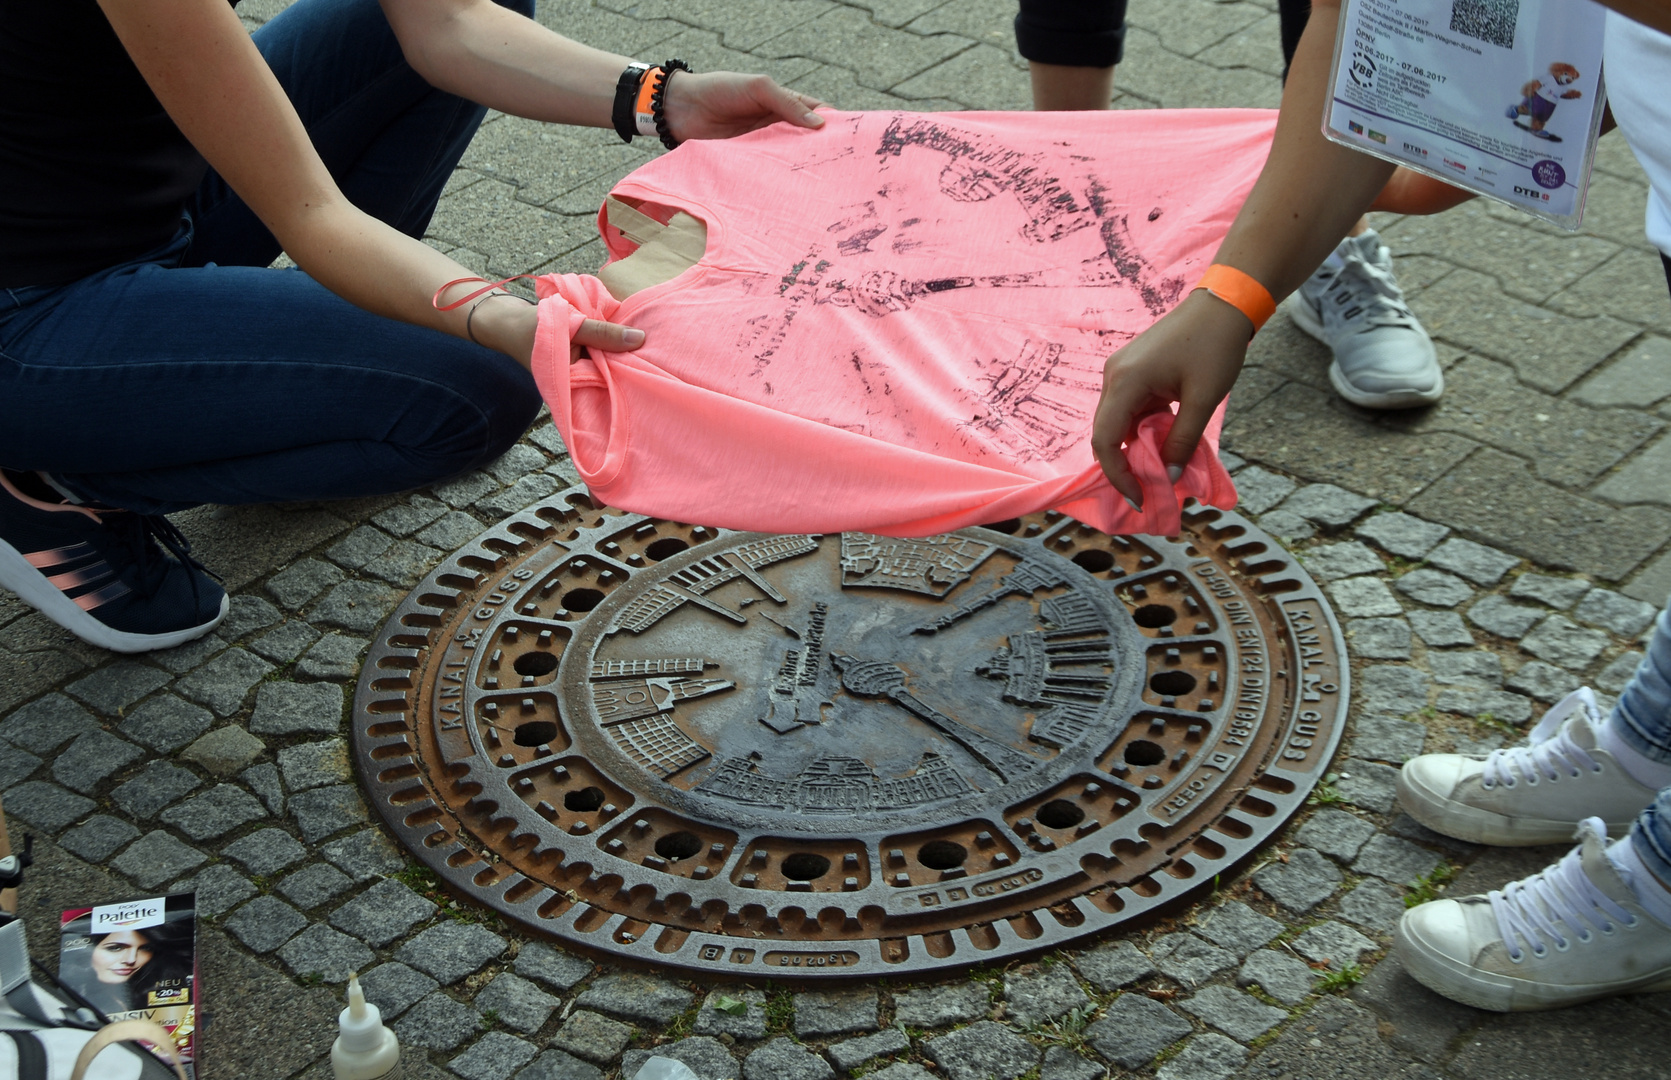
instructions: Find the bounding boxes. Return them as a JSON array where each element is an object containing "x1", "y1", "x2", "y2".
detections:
[
  {"x1": 1513, "y1": 185, "x2": 1551, "y2": 202},
  {"x1": 1403, "y1": 142, "x2": 1427, "y2": 156}
]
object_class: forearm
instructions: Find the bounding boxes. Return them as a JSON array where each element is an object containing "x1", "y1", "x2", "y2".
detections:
[
  {"x1": 1210, "y1": 0, "x2": 1392, "y2": 302},
  {"x1": 384, "y1": 0, "x2": 631, "y2": 126}
]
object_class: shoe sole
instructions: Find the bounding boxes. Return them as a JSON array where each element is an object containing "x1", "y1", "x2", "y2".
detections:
[
  {"x1": 1396, "y1": 769, "x2": 1635, "y2": 846},
  {"x1": 1396, "y1": 920, "x2": 1671, "y2": 1011},
  {"x1": 0, "y1": 537, "x2": 227, "y2": 654},
  {"x1": 1284, "y1": 295, "x2": 1445, "y2": 409}
]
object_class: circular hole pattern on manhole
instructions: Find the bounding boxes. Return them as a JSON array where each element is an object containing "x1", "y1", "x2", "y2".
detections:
[
  {"x1": 514, "y1": 651, "x2": 558, "y2": 677},
  {"x1": 355, "y1": 486, "x2": 1347, "y2": 978}
]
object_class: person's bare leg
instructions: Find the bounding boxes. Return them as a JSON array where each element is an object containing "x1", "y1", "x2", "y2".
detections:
[{"x1": 1029, "y1": 61, "x2": 1116, "y2": 110}]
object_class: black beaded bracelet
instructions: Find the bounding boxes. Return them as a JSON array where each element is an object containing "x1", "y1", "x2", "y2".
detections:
[
  {"x1": 651, "y1": 59, "x2": 691, "y2": 151},
  {"x1": 612, "y1": 62, "x2": 650, "y2": 143}
]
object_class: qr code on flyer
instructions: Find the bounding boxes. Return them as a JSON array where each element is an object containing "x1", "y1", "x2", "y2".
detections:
[{"x1": 1449, "y1": 0, "x2": 1519, "y2": 49}]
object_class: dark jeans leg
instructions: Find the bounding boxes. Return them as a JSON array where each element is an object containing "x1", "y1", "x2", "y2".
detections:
[
  {"x1": 1663, "y1": 252, "x2": 1671, "y2": 300},
  {"x1": 1279, "y1": 0, "x2": 1312, "y2": 81},
  {"x1": 1014, "y1": 1, "x2": 1130, "y2": 68}
]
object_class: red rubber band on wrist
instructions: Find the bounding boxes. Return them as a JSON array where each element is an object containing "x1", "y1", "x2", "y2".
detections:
[{"x1": 1193, "y1": 264, "x2": 1276, "y2": 333}]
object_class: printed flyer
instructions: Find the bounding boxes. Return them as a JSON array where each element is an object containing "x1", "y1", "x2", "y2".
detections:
[
  {"x1": 1325, "y1": 0, "x2": 1608, "y2": 228},
  {"x1": 59, "y1": 892, "x2": 198, "y2": 1078}
]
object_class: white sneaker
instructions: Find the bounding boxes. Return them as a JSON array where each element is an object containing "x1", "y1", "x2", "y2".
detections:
[
  {"x1": 1286, "y1": 230, "x2": 1443, "y2": 409},
  {"x1": 1397, "y1": 818, "x2": 1671, "y2": 1011},
  {"x1": 1397, "y1": 688, "x2": 1657, "y2": 845}
]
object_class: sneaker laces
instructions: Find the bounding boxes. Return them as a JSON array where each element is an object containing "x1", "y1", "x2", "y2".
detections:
[
  {"x1": 1489, "y1": 817, "x2": 1636, "y2": 960},
  {"x1": 1317, "y1": 242, "x2": 1420, "y2": 332},
  {"x1": 101, "y1": 511, "x2": 215, "y2": 601},
  {"x1": 1481, "y1": 687, "x2": 1603, "y2": 788}
]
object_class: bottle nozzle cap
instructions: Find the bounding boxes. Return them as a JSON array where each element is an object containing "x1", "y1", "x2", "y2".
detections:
[{"x1": 337, "y1": 973, "x2": 388, "y2": 1053}]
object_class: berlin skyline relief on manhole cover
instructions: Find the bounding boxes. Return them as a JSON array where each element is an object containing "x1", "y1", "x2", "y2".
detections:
[{"x1": 352, "y1": 487, "x2": 1347, "y2": 978}]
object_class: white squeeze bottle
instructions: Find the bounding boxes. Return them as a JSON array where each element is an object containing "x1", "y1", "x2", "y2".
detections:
[{"x1": 333, "y1": 972, "x2": 402, "y2": 1080}]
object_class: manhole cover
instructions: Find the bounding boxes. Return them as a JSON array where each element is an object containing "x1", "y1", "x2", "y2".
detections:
[{"x1": 353, "y1": 488, "x2": 1346, "y2": 977}]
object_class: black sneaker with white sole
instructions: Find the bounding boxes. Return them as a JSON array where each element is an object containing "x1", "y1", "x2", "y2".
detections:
[{"x1": 0, "y1": 471, "x2": 226, "y2": 653}]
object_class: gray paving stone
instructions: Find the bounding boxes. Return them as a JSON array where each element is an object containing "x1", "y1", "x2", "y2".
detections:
[
  {"x1": 374, "y1": 495, "x2": 448, "y2": 538},
  {"x1": 1278, "y1": 483, "x2": 1377, "y2": 528},
  {"x1": 177, "y1": 863, "x2": 256, "y2": 918},
  {"x1": 1086, "y1": 993, "x2": 1191, "y2": 1069},
  {"x1": 515, "y1": 1050, "x2": 603, "y2": 1080},
  {"x1": 1150, "y1": 932, "x2": 1236, "y2": 988},
  {"x1": 1352, "y1": 715, "x2": 1427, "y2": 764},
  {"x1": 827, "y1": 1028, "x2": 910, "y2": 1073},
  {"x1": 118, "y1": 694, "x2": 214, "y2": 753},
  {"x1": 866, "y1": 1066, "x2": 935, "y2": 1080},
  {"x1": 1598, "y1": 650, "x2": 1645, "y2": 693},
  {"x1": 1520, "y1": 615, "x2": 1611, "y2": 670},
  {"x1": 53, "y1": 730, "x2": 143, "y2": 793},
  {"x1": 60, "y1": 814, "x2": 140, "y2": 862},
  {"x1": 476, "y1": 474, "x2": 560, "y2": 518},
  {"x1": 1336, "y1": 759, "x2": 1401, "y2": 812},
  {"x1": 485, "y1": 444, "x2": 549, "y2": 485},
  {"x1": 224, "y1": 827, "x2": 308, "y2": 875},
  {"x1": 512, "y1": 941, "x2": 593, "y2": 991},
  {"x1": 278, "y1": 738, "x2": 351, "y2": 791},
  {"x1": 1237, "y1": 949, "x2": 1317, "y2": 1005},
  {"x1": 1394, "y1": 569, "x2": 1474, "y2": 608},
  {"x1": 1181, "y1": 984, "x2": 1287, "y2": 1042},
  {"x1": 180, "y1": 724, "x2": 266, "y2": 776},
  {"x1": 1254, "y1": 847, "x2": 1342, "y2": 912},
  {"x1": 551, "y1": 1010, "x2": 634, "y2": 1063},
  {"x1": 322, "y1": 828, "x2": 407, "y2": 881},
  {"x1": 251, "y1": 620, "x2": 322, "y2": 664},
  {"x1": 1347, "y1": 617, "x2": 1411, "y2": 660},
  {"x1": 0, "y1": 693, "x2": 99, "y2": 753},
  {"x1": 160, "y1": 782, "x2": 267, "y2": 840},
  {"x1": 396, "y1": 992, "x2": 483, "y2": 1052},
  {"x1": 922, "y1": 1021, "x2": 1038, "y2": 1080},
  {"x1": 0, "y1": 744, "x2": 40, "y2": 788},
  {"x1": 278, "y1": 862, "x2": 355, "y2": 908},
  {"x1": 1329, "y1": 577, "x2": 1403, "y2": 618},
  {"x1": 692, "y1": 989, "x2": 766, "y2": 1039},
  {"x1": 1510, "y1": 573, "x2": 1593, "y2": 610},
  {"x1": 1337, "y1": 880, "x2": 1410, "y2": 933},
  {"x1": 65, "y1": 659, "x2": 171, "y2": 715},
  {"x1": 224, "y1": 895, "x2": 306, "y2": 953},
  {"x1": 398, "y1": 922, "x2": 508, "y2": 984},
  {"x1": 295, "y1": 633, "x2": 367, "y2": 682},
  {"x1": 151, "y1": 636, "x2": 221, "y2": 676},
  {"x1": 311, "y1": 580, "x2": 403, "y2": 633},
  {"x1": 251, "y1": 681, "x2": 345, "y2": 735},
  {"x1": 892, "y1": 980, "x2": 992, "y2": 1025},
  {"x1": 111, "y1": 760, "x2": 203, "y2": 819},
  {"x1": 242, "y1": 761, "x2": 285, "y2": 815},
  {"x1": 1467, "y1": 594, "x2": 1546, "y2": 640},
  {"x1": 327, "y1": 525, "x2": 395, "y2": 571},
  {"x1": 1039, "y1": 1045, "x2": 1103, "y2": 1080},
  {"x1": 1193, "y1": 901, "x2": 1282, "y2": 956},
  {"x1": 1357, "y1": 666, "x2": 1430, "y2": 716},
  {"x1": 1408, "y1": 610, "x2": 1474, "y2": 648},
  {"x1": 1230, "y1": 466, "x2": 1296, "y2": 514},
  {"x1": 289, "y1": 783, "x2": 369, "y2": 843},
  {"x1": 279, "y1": 922, "x2": 374, "y2": 982},
  {"x1": 2, "y1": 782, "x2": 94, "y2": 832},
  {"x1": 1505, "y1": 659, "x2": 1583, "y2": 702},
  {"x1": 1427, "y1": 539, "x2": 1519, "y2": 585},
  {"x1": 450, "y1": 1032, "x2": 539, "y2": 1080},
  {"x1": 1293, "y1": 921, "x2": 1377, "y2": 969},
  {"x1": 1574, "y1": 588, "x2": 1658, "y2": 637},
  {"x1": 267, "y1": 558, "x2": 346, "y2": 610},
  {"x1": 1256, "y1": 508, "x2": 1315, "y2": 542},
  {"x1": 217, "y1": 595, "x2": 283, "y2": 642},
  {"x1": 473, "y1": 972, "x2": 559, "y2": 1033},
  {"x1": 1356, "y1": 512, "x2": 1450, "y2": 559},
  {"x1": 1299, "y1": 541, "x2": 1384, "y2": 582},
  {"x1": 1429, "y1": 651, "x2": 1504, "y2": 688},
  {"x1": 1574, "y1": 333, "x2": 1671, "y2": 407},
  {"x1": 740, "y1": 1037, "x2": 831, "y2": 1080},
  {"x1": 417, "y1": 510, "x2": 488, "y2": 551},
  {"x1": 176, "y1": 648, "x2": 274, "y2": 716},
  {"x1": 434, "y1": 472, "x2": 497, "y2": 508},
  {"x1": 1296, "y1": 809, "x2": 1377, "y2": 862},
  {"x1": 364, "y1": 538, "x2": 445, "y2": 588},
  {"x1": 1156, "y1": 1032, "x2": 1247, "y2": 1080},
  {"x1": 1002, "y1": 962, "x2": 1090, "y2": 1028},
  {"x1": 1354, "y1": 835, "x2": 1444, "y2": 885},
  {"x1": 332, "y1": 877, "x2": 438, "y2": 947},
  {"x1": 361, "y1": 962, "x2": 440, "y2": 1020},
  {"x1": 791, "y1": 987, "x2": 877, "y2": 1037}
]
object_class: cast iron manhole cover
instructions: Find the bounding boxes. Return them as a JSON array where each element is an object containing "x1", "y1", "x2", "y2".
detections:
[{"x1": 353, "y1": 487, "x2": 1346, "y2": 977}]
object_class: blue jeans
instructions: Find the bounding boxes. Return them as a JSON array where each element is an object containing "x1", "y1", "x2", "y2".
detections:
[
  {"x1": 1614, "y1": 600, "x2": 1671, "y2": 883},
  {"x1": 0, "y1": 0, "x2": 540, "y2": 515}
]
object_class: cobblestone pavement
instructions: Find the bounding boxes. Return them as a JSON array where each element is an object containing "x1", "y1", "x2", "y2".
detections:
[{"x1": 6, "y1": 1, "x2": 1671, "y2": 1078}]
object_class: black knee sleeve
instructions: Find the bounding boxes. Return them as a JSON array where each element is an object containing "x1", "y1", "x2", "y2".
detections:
[{"x1": 1014, "y1": 0, "x2": 1129, "y2": 68}]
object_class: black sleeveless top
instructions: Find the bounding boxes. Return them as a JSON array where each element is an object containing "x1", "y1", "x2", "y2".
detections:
[{"x1": 0, "y1": 0, "x2": 224, "y2": 287}]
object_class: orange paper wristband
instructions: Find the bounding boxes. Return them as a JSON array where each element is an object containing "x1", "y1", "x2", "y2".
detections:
[
  {"x1": 1193, "y1": 264, "x2": 1276, "y2": 333},
  {"x1": 632, "y1": 66, "x2": 664, "y2": 136}
]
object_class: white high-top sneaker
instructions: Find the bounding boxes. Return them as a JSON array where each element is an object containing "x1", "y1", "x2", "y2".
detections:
[
  {"x1": 1397, "y1": 688, "x2": 1658, "y2": 845},
  {"x1": 1397, "y1": 818, "x2": 1671, "y2": 1011}
]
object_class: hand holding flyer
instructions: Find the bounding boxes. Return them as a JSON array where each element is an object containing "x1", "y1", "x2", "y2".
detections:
[{"x1": 1325, "y1": 0, "x2": 1609, "y2": 228}]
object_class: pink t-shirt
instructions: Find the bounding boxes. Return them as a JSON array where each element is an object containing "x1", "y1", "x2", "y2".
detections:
[{"x1": 531, "y1": 108, "x2": 1276, "y2": 536}]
